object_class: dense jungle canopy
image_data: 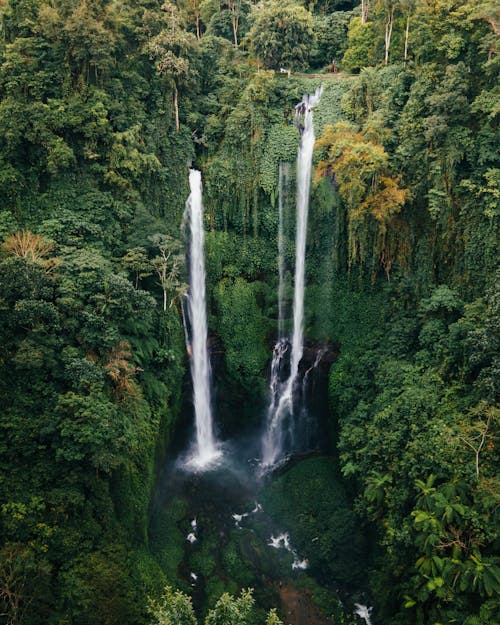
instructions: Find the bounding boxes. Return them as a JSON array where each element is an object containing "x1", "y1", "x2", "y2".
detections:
[{"x1": 0, "y1": 0, "x2": 498, "y2": 624}]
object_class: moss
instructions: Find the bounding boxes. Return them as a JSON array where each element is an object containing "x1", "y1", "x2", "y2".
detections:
[
  {"x1": 149, "y1": 497, "x2": 188, "y2": 583},
  {"x1": 222, "y1": 535, "x2": 255, "y2": 587},
  {"x1": 190, "y1": 534, "x2": 219, "y2": 578}
]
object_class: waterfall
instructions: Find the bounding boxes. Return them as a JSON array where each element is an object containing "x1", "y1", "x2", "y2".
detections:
[
  {"x1": 298, "y1": 347, "x2": 326, "y2": 449},
  {"x1": 260, "y1": 163, "x2": 290, "y2": 464},
  {"x1": 185, "y1": 169, "x2": 220, "y2": 468},
  {"x1": 289, "y1": 87, "x2": 322, "y2": 385},
  {"x1": 261, "y1": 88, "x2": 322, "y2": 469},
  {"x1": 261, "y1": 337, "x2": 289, "y2": 466},
  {"x1": 277, "y1": 161, "x2": 290, "y2": 336}
]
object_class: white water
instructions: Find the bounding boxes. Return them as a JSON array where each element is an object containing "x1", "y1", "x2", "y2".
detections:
[
  {"x1": 185, "y1": 169, "x2": 220, "y2": 468},
  {"x1": 289, "y1": 88, "x2": 321, "y2": 387},
  {"x1": 354, "y1": 604, "x2": 373, "y2": 625},
  {"x1": 261, "y1": 89, "x2": 322, "y2": 468},
  {"x1": 291, "y1": 557, "x2": 309, "y2": 570},
  {"x1": 277, "y1": 161, "x2": 290, "y2": 336},
  {"x1": 260, "y1": 163, "x2": 291, "y2": 465},
  {"x1": 268, "y1": 532, "x2": 291, "y2": 550},
  {"x1": 261, "y1": 338, "x2": 289, "y2": 465},
  {"x1": 232, "y1": 501, "x2": 263, "y2": 528},
  {"x1": 267, "y1": 531, "x2": 309, "y2": 571}
]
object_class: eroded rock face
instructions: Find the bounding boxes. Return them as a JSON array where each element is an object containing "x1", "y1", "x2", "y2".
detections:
[{"x1": 302, "y1": 340, "x2": 338, "y2": 365}]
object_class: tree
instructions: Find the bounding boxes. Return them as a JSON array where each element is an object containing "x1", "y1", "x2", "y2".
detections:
[
  {"x1": 341, "y1": 17, "x2": 377, "y2": 71},
  {"x1": 265, "y1": 610, "x2": 283, "y2": 625},
  {"x1": 248, "y1": 0, "x2": 314, "y2": 71},
  {"x1": 149, "y1": 234, "x2": 186, "y2": 311},
  {"x1": 104, "y1": 341, "x2": 140, "y2": 400},
  {"x1": 316, "y1": 121, "x2": 408, "y2": 273},
  {"x1": 179, "y1": 0, "x2": 204, "y2": 38},
  {"x1": 399, "y1": 0, "x2": 416, "y2": 60},
  {"x1": 199, "y1": 0, "x2": 252, "y2": 44},
  {"x1": 205, "y1": 589, "x2": 254, "y2": 625},
  {"x1": 468, "y1": 0, "x2": 499, "y2": 61},
  {"x1": 454, "y1": 402, "x2": 497, "y2": 478},
  {"x1": 381, "y1": 0, "x2": 397, "y2": 64},
  {"x1": 312, "y1": 11, "x2": 353, "y2": 68},
  {"x1": 0, "y1": 543, "x2": 51, "y2": 625},
  {"x1": 122, "y1": 247, "x2": 152, "y2": 288},
  {"x1": 2, "y1": 231, "x2": 59, "y2": 273},
  {"x1": 144, "y1": 3, "x2": 198, "y2": 131},
  {"x1": 63, "y1": 0, "x2": 124, "y2": 85},
  {"x1": 148, "y1": 587, "x2": 282, "y2": 625},
  {"x1": 148, "y1": 586, "x2": 197, "y2": 625},
  {"x1": 226, "y1": 0, "x2": 247, "y2": 46}
]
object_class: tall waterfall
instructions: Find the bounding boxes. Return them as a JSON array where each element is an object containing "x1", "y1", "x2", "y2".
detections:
[
  {"x1": 261, "y1": 89, "x2": 322, "y2": 469},
  {"x1": 289, "y1": 88, "x2": 321, "y2": 387},
  {"x1": 185, "y1": 169, "x2": 220, "y2": 468},
  {"x1": 277, "y1": 161, "x2": 290, "y2": 337}
]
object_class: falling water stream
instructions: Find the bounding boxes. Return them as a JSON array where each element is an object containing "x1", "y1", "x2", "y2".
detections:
[
  {"x1": 277, "y1": 161, "x2": 290, "y2": 337},
  {"x1": 289, "y1": 88, "x2": 322, "y2": 391},
  {"x1": 185, "y1": 169, "x2": 220, "y2": 468},
  {"x1": 261, "y1": 88, "x2": 322, "y2": 468}
]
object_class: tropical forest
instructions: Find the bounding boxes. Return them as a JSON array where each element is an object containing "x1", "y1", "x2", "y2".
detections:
[{"x1": 0, "y1": 0, "x2": 498, "y2": 624}]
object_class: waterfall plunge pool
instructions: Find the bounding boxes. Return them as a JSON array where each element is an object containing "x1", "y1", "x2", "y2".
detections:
[{"x1": 150, "y1": 439, "x2": 372, "y2": 624}]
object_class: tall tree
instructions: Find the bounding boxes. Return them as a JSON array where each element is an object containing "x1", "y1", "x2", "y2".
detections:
[
  {"x1": 149, "y1": 234, "x2": 186, "y2": 311},
  {"x1": 248, "y1": 0, "x2": 314, "y2": 70},
  {"x1": 144, "y1": 2, "x2": 198, "y2": 131}
]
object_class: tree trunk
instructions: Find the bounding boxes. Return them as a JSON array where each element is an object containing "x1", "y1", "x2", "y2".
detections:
[
  {"x1": 195, "y1": 13, "x2": 200, "y2": 39},
  {"x1": 163, "y1": 288, "x2": 167, "y2": 312},
  {"x1": 173, "y1": 85, "x2": 179, "y2": 132},
  {"x1": 404, "y1": 15, "x2": 410, "y2": 60},
  {"x1": 384, "y1": 6, "x2": 395, "y2": 65},
  {"x1": 361, "y1": 0, "x2": 369, "y2": 24},
  {"x1": 232, "y1": 16, "x2": 239, "y2": 46}
]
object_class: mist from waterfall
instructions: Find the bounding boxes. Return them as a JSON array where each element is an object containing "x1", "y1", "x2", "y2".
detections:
[
  {"x1": 185, "y1": 169, "x2": 220, "y2": 469},
  {"x1": 261, "y1": 88, "x2": 322, "y2": 469}
]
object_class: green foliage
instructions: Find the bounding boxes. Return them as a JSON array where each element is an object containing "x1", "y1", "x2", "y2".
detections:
[
  {"x1": 149, "y1": 498, "x2": 188, "y2": 584},
  {"x1": 0, "y1": 1, "x2": 191, "y2": 619},
  {"x1": 205, "y1": 588, "x2": 254, "y2": 625},
  {"x1": 248, "y1": 0, "x2": 315, "y2": 70},
  {"x1": 149, "y1": 586, "x2": 197, "y2": 625},
  {"x1": 201, "y1": 0, "x2": 253, "y2": 45},
  {"x1": 0, "y1": 0, "x2": 498, "y2": 624},
  {"x1": 259, "y1": 124, "x2": 298, "y2": 196},
  {"x1": 262, "y1": 457, "x2": 367, "y2": 586},
  {"x1": 312, "y1": 11, "x2": 354, "y2": 69},
  {"x1": 331, "y1": 278, "x2": 499, "y2": 624},
  {"x1": 342, "y1": 17, "x2": 378, "y2": 71},
  {"x1": 148, "y1": 587, "x2": 282, "y2": 625},
  {"x1": 214, "y1": 276, "x2": 270, "y2": 390},
  {"x1": 316, "y1": 118, "x2": 408, "y2": 275}
]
